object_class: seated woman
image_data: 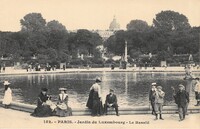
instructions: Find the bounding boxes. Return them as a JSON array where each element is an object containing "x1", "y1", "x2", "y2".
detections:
[
  {"x1": 55, "y1": 88, "x2": 72, "y2": 117},
  {"x1": 31, "y1": 88, "x2": 53, "y2": 117}
]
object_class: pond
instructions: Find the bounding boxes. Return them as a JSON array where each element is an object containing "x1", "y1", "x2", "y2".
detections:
[{"x1": 0, "y1": 72, "x2": 199, "y2": 108}]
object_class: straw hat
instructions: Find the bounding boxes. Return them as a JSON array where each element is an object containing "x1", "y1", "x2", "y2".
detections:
[
  {"x1": 59, "y1": 88, "x2": 67, "y2": 91},
  {"x1": 178, "y1": 84, "x2": 185, "y2": 88},
  {"x1": 95, "y1": 77, "x2": 102, "y2": 83},
  {"x1": 3, "y1": 80, "x2": 11, "y2": 85},
  {"x1": 110, "y1": 89, "x2": 114, "y2": 92},
  {"x1": 157, "y1": 86, "x2": 162, "y2": 89}
]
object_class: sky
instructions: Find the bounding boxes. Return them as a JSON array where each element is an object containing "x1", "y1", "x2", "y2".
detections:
[{"x1": 0, "y1": 0, "x2": 200, "y2": 32}]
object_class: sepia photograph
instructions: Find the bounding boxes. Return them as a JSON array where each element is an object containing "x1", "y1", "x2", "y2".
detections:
[{"x1": 0, "y1": 0, "x2": 200, "y2": 129}]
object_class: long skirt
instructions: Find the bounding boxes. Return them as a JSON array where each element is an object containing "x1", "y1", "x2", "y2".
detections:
[
  {"x1": 195, "y1": 92, "x2": 200, "y2": 101},
  {"x1": 3, "y1": 89, "x2": 12, "y2": 105},
  {"x1": 92, "y1": 91, "x2": 103, "y2": 116},
  {"x1": 55, "y1": 106, "x2": 72, "y2": 117},
  {"x1": 86, "y1": 89, "x2": 94, "y2": 109},
  {"x1": 32, "y1": 105, "x2": 52, "y2": 117}
]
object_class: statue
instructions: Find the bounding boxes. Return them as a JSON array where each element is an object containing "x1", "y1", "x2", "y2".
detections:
[{"x1": 188, "y1": 54, "x2": 193, "y2": 62}]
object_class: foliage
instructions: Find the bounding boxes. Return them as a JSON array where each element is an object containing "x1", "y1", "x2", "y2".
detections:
[
  {"x1": 0, "y1": 11, "x2": 200, "y2": 67},
  {"x1": 126, "y1": 20, "x2": 150, "y2": 32},
  {"x1": 153, "y1": 10, "x2": 191, "y2": 31}
]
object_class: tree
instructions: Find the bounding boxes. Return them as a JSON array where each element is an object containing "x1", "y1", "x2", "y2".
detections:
[
  {"x1": 20, "y1": 13, "x2": 46, "y2": 32},
  {"x1": 46, "y1": 20, "x2": 68, "y2": 50},
  {"x1": 126, "y1": 20, "x2": 149, "y2": 32},
  {"x1": 71, "y1": 29, "x2": 102, "y2": 56},
  {"x1": 129, "y1": 49, "x2": 142, "y2": 59},
  {"x1": 20, "y1": 13, "x2": 48, "y2": 58},
  {"x1": 153, "y1": 10, "x2": 191, "y2": 31},
  {"x1": 104, "y1": 30, "x2": 126, "y2": 55}
]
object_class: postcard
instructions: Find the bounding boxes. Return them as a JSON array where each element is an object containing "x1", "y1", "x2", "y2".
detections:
[{"x1": 0, "y1": 0, "x2": 200, "y2": 129}]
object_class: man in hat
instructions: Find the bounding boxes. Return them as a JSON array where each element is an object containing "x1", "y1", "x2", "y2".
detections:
[
  {"x1": 173, "y1": 84, "x2": 189, "y2": 121},
  {"x1": 154, "y1": 86, "x2": 165, "y2": 120},
  {"x1": 194, "y1": 77, "x2": 200, "y2": 106},
  {"x1": 88, "y1": 77, "x2": 103, "y2": 116},
  {"x1": 149, "y1": 82, "x2": 157, "y2": 115},
  {"x1": 104, "y1": 89, "x2": 119, "y2": 116}
]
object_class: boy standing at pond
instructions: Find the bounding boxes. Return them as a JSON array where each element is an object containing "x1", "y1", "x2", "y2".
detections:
[
  {"x1": 154, "y1": 86, "x2": 165, "y2": 120},
  {"x1": 149, "y1": 82, "x2": 157, "y2": 115}
]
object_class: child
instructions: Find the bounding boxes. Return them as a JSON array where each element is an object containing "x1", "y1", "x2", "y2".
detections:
[{"x1": 154, "y1": 86, "x2": 165, "y2": 120}]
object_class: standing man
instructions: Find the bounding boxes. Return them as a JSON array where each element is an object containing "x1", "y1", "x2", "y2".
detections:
[
  {"x1": 154, "y1": 86, "x2": 165, "y2": 120},
  {"x1": 89, "y1": 77, "x2": 103, "y2": 116},
  {"x1": 104, "y1": 89, "x2": 119, "y2": 116},
  {"x1": 194, "y1": 77, "x2": 200, "y2": 106},
  {"x1": 173, "y1": 84, "x2": 189, "y2": 121},
  {"x1": 149, "y1": 82, "x2": 157, "y2": 115}
]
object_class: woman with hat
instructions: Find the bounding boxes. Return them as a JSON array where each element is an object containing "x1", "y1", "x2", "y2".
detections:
[
  {"x1": 87, "y1": 77, "x2": 103, "y2": 116},
  {"x1": 55, "y1": 88, "x2": 72, "y2": 117},
  {"x1": 2, "y1": 80, "x2": 12, "y2": 108},
  {"x1": 31, "y1": 88, "x2": 52, "y2": 117}
]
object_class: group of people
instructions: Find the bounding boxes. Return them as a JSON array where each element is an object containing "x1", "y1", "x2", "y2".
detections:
[
  {"x1": 86, "y1": 77, "x2": 119, "y2": 116},
  {"x1": 149, "y1": 83, "x2": 165, "y2": 120},
  {"x1": 1, "y1": 76, "x2": 200, "y2": 120},
  {"x1": 149, "y1": 78, "x2": 200, "y2": 122},
  {"x1": 31, "y1": 87, "x2": 72, "y2": 117},
  {"x1": 149, "y1": 82, "x2": 189, "y2": 121}
]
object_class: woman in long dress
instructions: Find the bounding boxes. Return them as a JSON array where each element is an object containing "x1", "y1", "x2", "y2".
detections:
[
  {"x1": 31, "y1": 88, "x2": 53, "y2": 117},
  {"x1": 87, "y1": 77, "x2": 103, "y2": 116},
  {"x1": 55, "y1": 88, "x2": 72, "y2": 117},
  {"x1": 2, "y1": 80, "x2": 12, "y2": 108}
]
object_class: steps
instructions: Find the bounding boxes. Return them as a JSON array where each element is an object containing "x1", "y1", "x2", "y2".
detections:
[{"x1": 0, "y1": 101, "x2": 200, "y2": 116}]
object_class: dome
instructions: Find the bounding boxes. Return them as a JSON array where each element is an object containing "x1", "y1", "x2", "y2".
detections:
[{"x1": 109, "y1": 16, "x2": 120, "y2": 31}]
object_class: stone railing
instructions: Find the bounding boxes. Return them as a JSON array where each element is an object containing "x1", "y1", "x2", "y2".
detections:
[{"x1": 0, "y1": 101, "x2": 200, "y2": 116}]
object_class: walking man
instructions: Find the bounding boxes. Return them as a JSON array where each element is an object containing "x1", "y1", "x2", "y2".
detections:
[{"x1": 173, "y1": 84, "x2": 189, "y2": 121}]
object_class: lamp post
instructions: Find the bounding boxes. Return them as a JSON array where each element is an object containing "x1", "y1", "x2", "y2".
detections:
[{"x1": 125, "y1": 41, "x2": 128, "y2": 63}]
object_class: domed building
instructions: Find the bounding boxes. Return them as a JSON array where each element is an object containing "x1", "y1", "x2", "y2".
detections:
[{"x1": 109, "y1": 16, "x2": 120, "y2": 31}]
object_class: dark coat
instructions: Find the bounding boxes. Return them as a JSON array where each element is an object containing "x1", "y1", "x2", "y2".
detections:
[
  {"x1": 105, "y1": 93, "x2": 117, "y2": 105},
  {"x1": 149, "y1": 90, "x2": 156, "y2": 102},
  {"x1": 174, "y1": 90, "x2": 189, "y2": 107},
  {"x1": 32, "y1": 93, "x2": 52, "y2": 117},
  {"x1": 37, "y1": 92, "x2": 49, "y2": 107},
  {"x1": 86, "y1": 89, "x2": 94, "y2": 109}
]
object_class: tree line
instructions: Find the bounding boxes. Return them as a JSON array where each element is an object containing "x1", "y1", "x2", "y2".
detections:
[
  {"x1": 0, "y1": 11, "x2": 200, "y2": 67},
  {"x1": 0, "y1": 13, "x2": 102, "y2": 66},
  {"x1": 104, "y1": 10, "x2": 200, "y2": 65}
]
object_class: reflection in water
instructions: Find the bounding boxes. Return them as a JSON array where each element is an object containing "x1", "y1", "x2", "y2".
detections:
[
  {"x1": 0, "y1": 72, "x2": 199, "y2": 108},
  {"x1": 125, "y1": 72, "x2": 128, "y2": 95}
]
